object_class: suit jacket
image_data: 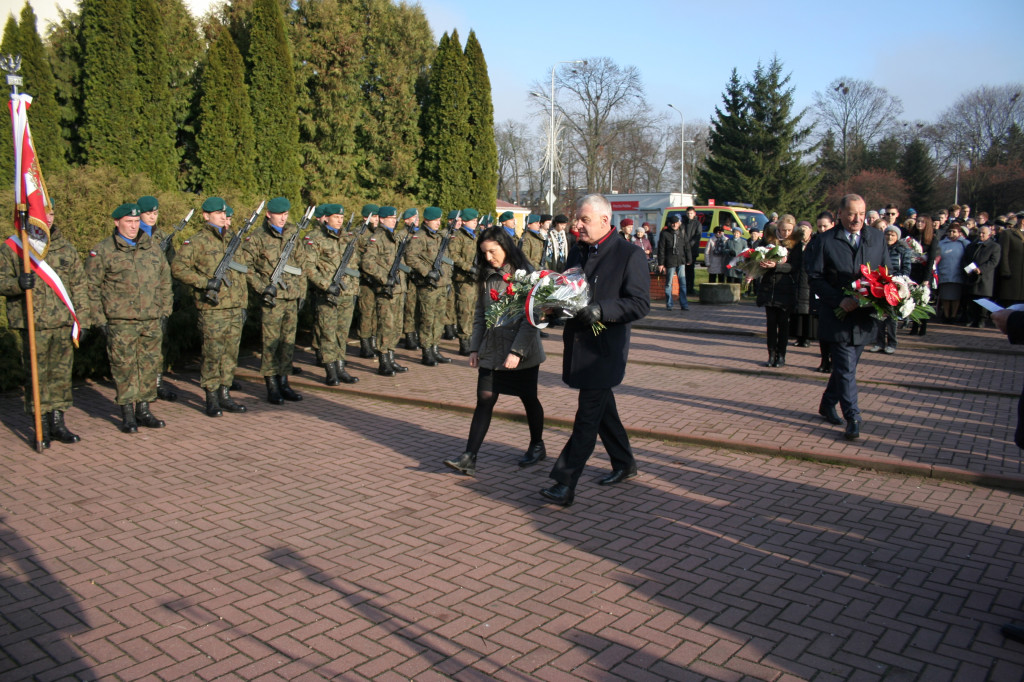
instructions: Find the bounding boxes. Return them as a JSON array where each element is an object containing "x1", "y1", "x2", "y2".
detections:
[
  {"x1": 562, "y1": 232, "x2": 651, "y2": 390},
  {"x1": 806, "y1": 224, "x2": 887, "y2": 345}
]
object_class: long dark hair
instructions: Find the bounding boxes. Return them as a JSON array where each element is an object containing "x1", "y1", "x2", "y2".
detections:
[{"x1": 476, "y1": 226, "x2": 532, "y2": 282}]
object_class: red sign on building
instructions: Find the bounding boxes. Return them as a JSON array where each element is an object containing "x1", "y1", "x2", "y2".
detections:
[{"x1": 610, "y1": 201, "x2": 639, "y2": 211}]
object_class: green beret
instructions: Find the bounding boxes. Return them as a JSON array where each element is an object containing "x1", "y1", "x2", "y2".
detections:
[
  {"x1": 313, "y1": 205, "x2": 326, "y2": 218},
  {"x1": 202, "y1": 197, "x2": 227, "y2": 212},
  {"x1": 361, "y1": 203, "x2": 379, "y2": 218},
  {"x1": 447, "y1": 209, "x2": 459, "y2": 220},
  {"x1": 322, "y1": 203, "x2": 343, "y2": 217},
  {"x1": 401, "y1": 208, "x2": 418, "y2": 221},
  {"x1": 498, "y1": 211, "x2": 515, "y2": 222},
  {"x1": 225, "y1": 206, "x2": 234, "y2": 217},
  {"x1": 423, "y1": 207, "x2": 442, "y2": 221},
  {"x1": 378, "y1": 206, "x2": 397, "y2": 218},
  {"x1": 112, "y1": 203, "x2": 140, "y2": 220},
  {"x1": 267, "y1": 196, "x2": 291, "y2": 214},
  {"x1": 136, "y1": 195, "x2": 158, "y2": 212},
  {"x1": 461, "y1": 208, "x2": 479, "y2": 221},
  {"x1": 527, "y1": 213, "x2": 540, "y2": 225}
]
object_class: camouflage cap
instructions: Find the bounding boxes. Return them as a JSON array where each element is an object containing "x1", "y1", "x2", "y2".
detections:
[
  {"x1": 423, "y1": 207, "x2": 442, "y2": 221},
  {"x1": 112, "y1": 203, "x2": 140, "y2": 220},
  {"x1": 267, "y1": 196, "x2": 291, "y2": 214},
  {"x1": 378, "y1": 206, "x2": 397, "y2": 218},
  {"x1": 498, "y1": 211, "x2": 515, "y2": 223},
  {"x1": 461, "y1": 208, "x2": 480, "y2": 221},
  {"x1": 362, "y1": 203, "x2": 380, "y2": 218},
  {"x1": 202, "y1": 197, "x2": 227, "y2": 212},
  {"x1": 136, "y1": 195, "x2": 158, "y2": 212}
]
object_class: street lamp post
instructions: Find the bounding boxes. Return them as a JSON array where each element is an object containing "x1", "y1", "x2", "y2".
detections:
[
  {"x1": 667, "y1": 104, "x2": 693, "y2": 199},
  {"x1": 545, "y1": 60, "x2": 586, "y2": 216}
]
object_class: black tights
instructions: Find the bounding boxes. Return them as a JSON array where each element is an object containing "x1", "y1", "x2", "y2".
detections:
[
  {"x1": 765, "y1": 306, "x2": 791, "y2": 354},
  {"x1": 708, "y1": 273, "x2": 726, "y2": 283},
  {"x1": 465, "y1": 389, "x2": 544, "y2": 455}
]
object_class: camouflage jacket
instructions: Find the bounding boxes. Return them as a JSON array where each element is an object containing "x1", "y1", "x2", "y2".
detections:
[
  {"x1": 449, "y1": 227, "x2": 479, "y2": 283},
  {"x1": 404, "y1": 226, "x2": 452, "y2": 288},
  {"x1": 0, "y1": 228, "x2": 91, "y2": 330},
  {"x1": 521, "y1": 230, "x2": 546, "y2": 269},
  {"x1": 359, "y1": 227, "x2": 407, "y2": 295},
  {"x1": 243, "y1": 220, "x2": 314, "y2": 301},
  {"x1": 171, "y1": 222, "x2": 250, "y2": 310},
  {"x1": 86, "y1": 229, "x2": 172, "y2": 324},
  {"x1": 140, "y1": 222, "x2": 174, "y2": 262},
  {"x1": 307, "y1": 223, "x2": 361, "y2": 302}
]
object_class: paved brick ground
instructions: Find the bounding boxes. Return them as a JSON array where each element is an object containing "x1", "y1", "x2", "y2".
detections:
[{"x1": 3, "y1": 301, "x2": 1024, "y2": 680}]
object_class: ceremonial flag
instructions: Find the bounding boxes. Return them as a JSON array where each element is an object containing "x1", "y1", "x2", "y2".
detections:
[{"x1": 9, "y1": 93, "x2": 51, "y2": 259}]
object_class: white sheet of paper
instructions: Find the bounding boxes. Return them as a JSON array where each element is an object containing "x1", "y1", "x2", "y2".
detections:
[{"x1": 975, "y1": 298, "x2": 1003, "y2": 313}]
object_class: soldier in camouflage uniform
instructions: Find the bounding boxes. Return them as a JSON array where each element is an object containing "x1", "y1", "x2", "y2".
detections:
[
  {"x1": 520, "y1": 214, "x2": 547, "y2": 269},
  {"x1": 448, "y1": 208, "x2": 481, "y2": 355},
  {"x1": 404, "y1": 206, "x2": 455, "y2": 366},
  {"x1": 498, "y1": 211, "x2": 517, "y2": 240},
  {"x1": 171, "y1": 197, "x2": 249, "y2": 418},
  {"x1": 244, "y1": 196, "x2": 313, "y2": 404},
  {"x1": 399, "y1": 207, "x2": 421, "y2": 351},
  {"x1": 86, "y1": 203, "x2": 173, "y2": 433},
  {"x1": 359, "y1": 206, "x2": 409, "y2": 376},
  {"x1": 0, "y1": 213, "x2": 90, "y2": 446},
  {"x1": 136, "y1": 195, "x2": 180, "y2": 402},
  {"x1": 442, "y1": 209, "x2": 461, "y2": 341},
  {"x1": 308, "y1": 204, "x2": 361, "y2": 385},
  {"x1": 356, "y1": 204, "x2": 380, "y2": 358}
]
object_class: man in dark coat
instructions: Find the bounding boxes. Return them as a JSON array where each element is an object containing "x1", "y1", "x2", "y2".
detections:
[
  {"x1": 997, "y1": 214, "x2": 1024, "y2": 306},
  {"x1": 964, "y1": 225, "x2": 1002, "y2": 327},
  {"x1": 806, "y1": 194, "x2": 886, "y2": 441},
  {"x1": 541, "y1": 194, "x2": 651, "y2": 507},
  {"x1": 679, "y1": 207, "x2": 702, "y2": 295}
]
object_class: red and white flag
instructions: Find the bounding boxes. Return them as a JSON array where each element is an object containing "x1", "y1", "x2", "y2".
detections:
[{"x1": 9, "y1": 93, "x2": 51, "y2": 258}]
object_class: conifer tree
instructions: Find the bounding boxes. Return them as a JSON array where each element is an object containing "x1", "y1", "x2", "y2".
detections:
[
  {"x1": 246, "y1": 0, "x2": 301, "y2": 202},
  {"x1": 419, "y1": 30, "x2": 471, "y2": 209},
  {"x1": 0, "y1": 16, "x2": 18, "y2": 187},
  {"x1": 12, "y1": 4, "x2": 66, "y2": 173},
  {"x1": 900, "y1": 138, "x2": 936, "y2": 210},
  {"x1": 695, "y1": 69, "x2": 753, "y2": 204},
  {"x1": 196, "y1": 23, "x2": 256, "y2": 196},
  {"x1": 464, "y1": 30, "x2": 497, "y2": 214},
  {"x1": 46, "y1": 8, "x2": 86, "y2": 164},
  {"x1": 80, "y1": 0, "x2": 140, "y2": 171},
  {"x1": 158, "y1": 0, "x2": 202, "y2": 184},
  {"x1": 132, "y1": 0, "x2": 178, "y2": 188}
]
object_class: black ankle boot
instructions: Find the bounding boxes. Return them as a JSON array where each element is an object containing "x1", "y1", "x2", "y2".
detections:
[
  {"x1": 279, "y1": 375, "x2": 302, "y2": 401},
  {"x1": 402, "y1": 332, "x2": 419, "y2": 350},
  {"x1": 370, "y1": 336, "x2": 379, "y2": 353},
  {"x1": 120, "y1": 403, "x2": 138, "y2": 433},
  {"x1": 387, "y1": 350, "x2": 408, "y2": 373},
  {"x1": 156, "y1": 374, "x2": 178, "y2": 401},
  {"x1": 519, "y1": 441, "x2": 546, "y2": 467},
  {"x1": 135, "y1": 402, "x2": 165, "y2": 428},
  {"x1": 265, "y1": 375, "x2": 284, "y2": 404},
  {"x1": 432, "y1": 345, "x2": 452, "y2": 364},
  {"x1": 218, "y1": 385, "x2": 246, "y2": 413},
  {"x1": 38, "y1": 412, "x2": 52, "y2": 448},
  {"x1": 443, "y1": 451, "x2": 477, "y2": 476},
  {"x1": 412, "y1": 331, "x2": 422, "y2": 350},
  {"x1": 421, "y1": 346, "x2": 438, "y2": 366},
  {"x1": 359, "y1": 338, "x2": 374, "y2": 358},
  {"x1": 336, "y1": 360, "x2": 358, "y2": 384},
  {"x1": 458, "y1": 338, "x2": 472, "y2": 356},
  {"x1": 205, "y1": 388, "x2": 223, "y2": 417},
  {"x1": 325, "y1": 362, "x2": 340, "y2": 386},
  {"x1": 50, "y1": 410, "x2": 79, "y2": 443},
  {"x1": 765, "y1": 351, "x2": 777, "y2": 367},
  {"x1": 442, "y1": 324, "x2": 457, "y2": 340},
  {"x1": 377, "y1": 352, "x2": 395, "y2": 377},
  {"x1": 775, "y1": 353, "x2": 786, "y2": 368}
]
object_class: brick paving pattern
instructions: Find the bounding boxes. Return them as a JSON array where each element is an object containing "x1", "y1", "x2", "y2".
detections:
[{"x1": 3, "y1": 301, "x2": 1024, "y2": 680}]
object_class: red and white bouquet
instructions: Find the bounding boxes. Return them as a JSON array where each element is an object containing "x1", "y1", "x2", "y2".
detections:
[
  {"x1": 903, "y1": 237, "x2": 926, "y2": 263},
  {"x1": 836, "y1": 264, "x2": 935, "y2": 323},
  {"x1": 727, "y1": 244, "x2": 789, "y2": 281},
  {"x1": 485, "y1": 267, "x2": 605, "y2": 334}
]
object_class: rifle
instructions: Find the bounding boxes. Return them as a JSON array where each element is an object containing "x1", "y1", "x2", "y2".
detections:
[
  {"x1": 329, "y1": 213, "x2": 364, "y2": 295},
  {"x1": 382, "y1": 231, "x2": 412, "y2": 298},
  {"x1": 159, "y1": 208, "x2": 195, "y2": 253},
  {"x1": 204, "y1": 199, "x2": 265, "y2": 304},
  {"x1": 263, "y1": 205, "x2": 316, "y2": 307},
  {"x1": 426, "y1": 210, "x2": 459, "y2": 286}
]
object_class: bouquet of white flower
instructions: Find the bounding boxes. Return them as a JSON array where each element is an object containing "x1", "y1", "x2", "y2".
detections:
[
  {"x1": 484, "y1": 267, "x2": 605, "y2": 334},
  {"x1": 727, "y1": 244, "x2": 789, "y2": 281}
]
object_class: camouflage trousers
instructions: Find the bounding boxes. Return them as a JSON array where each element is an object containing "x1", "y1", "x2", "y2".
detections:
[
  {"x1": 357, "y1": 282, "x2": 377, "y2": 339},
  {"x1": 444, "y1": 284, "x2": 455, "y2": 326},
  {"x1": 374, "y1": 290, "x2": 403, "y2": 353},
  {"x1": 414, "y1": 284, "x2": 445, "y2": 347},
  {"x1": 20, "y1": 326, "x2": 74, "y2": 413},
  {"x1": 314, "y1": 293, "x2": 356, "y2": 364},
  {"x1": 454, "y1": 280, "x2": 478, "y2": 340},
  {"x1": 198, "y1": 307, "x2": 244, "y2": 391},
  {"x1": 260, "y1": 298, "x2": 299, "y2": 377},
  {"x1": 107, "y1": 318, "x2": 161, "y2": 405},
  {"x1": 403, "y1": 284, "x2": 417, "y2": 334}
]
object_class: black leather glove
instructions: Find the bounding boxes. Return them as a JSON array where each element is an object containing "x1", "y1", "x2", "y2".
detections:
[
  {"x1": 262, "y1": 284, "x2": 277, "y2": 299},
  {"x1": 94, "y1": 323, "x2": 109, "y2": 339},
  {"x1": 427, "y1": 269, "x2": 441, "y2": 282},
  {"x1": 326, "y1": 283, "x2": 341, "y2": 297},
  {"x1": 18, "y1": 272, "x2": 35, "y2": 290},
  {"x1": 576, "y1": 304, "x2": 602, "y2": 327},
  {"x1": 205, "y1": 278, "x2": 221, "y2": 293}
]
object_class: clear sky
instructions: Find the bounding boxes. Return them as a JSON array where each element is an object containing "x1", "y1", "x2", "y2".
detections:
[{"x1": 9, "y1": 0, "x2": 1024, "y2": 131}]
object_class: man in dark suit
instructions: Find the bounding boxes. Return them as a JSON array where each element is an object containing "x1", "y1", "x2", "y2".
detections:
[
  {"x1": 806, "y1": 194, "x2": 886, "y2": 440},
  {"x1": 541, "y1": 195, "x2": 651, "y2": 507}
]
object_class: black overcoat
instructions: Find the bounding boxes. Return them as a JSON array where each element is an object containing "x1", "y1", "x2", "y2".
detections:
[{"x1": 964, "y1": 239, "x2": 1002, "y2": 298}]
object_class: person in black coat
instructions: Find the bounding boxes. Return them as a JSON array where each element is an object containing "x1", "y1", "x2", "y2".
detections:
[
  {"x1": 755, "y1": 218, "x2": 799, "y2": 367},
  {"x1": 656, "y1": 215, "x2": 691, "y2": 311},
  {"x1": 964, "y1": 225, "x2": 1002, "y2": 327},
  {"x1": 679, "y1": 207, "x2": 702, "y2": 295},
  {"x1": 541, "y1": 194, "x2": 651, "y2": 507},
  {"x1": 806, "y1": 194, "x2": 887, "y2": 441}
]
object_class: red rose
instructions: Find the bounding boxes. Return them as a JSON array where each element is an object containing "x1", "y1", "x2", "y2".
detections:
[
  {"x1": 502, "y1": 272, "x2": 511, "y2": 282},
  {"x1": 506, "y1": 283, "x2": 515, "y2": 296},
  {"x1": 489, "y1": 288, "x2": 500, "y2": 301}
]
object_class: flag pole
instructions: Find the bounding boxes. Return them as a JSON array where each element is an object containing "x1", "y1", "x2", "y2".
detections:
[{"x1": 4, "y1": 55, "x2": 44, "y2": 453}]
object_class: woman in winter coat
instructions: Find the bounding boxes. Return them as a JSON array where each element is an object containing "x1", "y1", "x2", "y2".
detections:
[
  {"x1": 790, "y1": 222, "x2": 814, "y2": 348},
  {"x1": 705, "y1": 226, "x2": 730, "y2": 282},
  {"x1": 936, "y1": 223, "x2": 969, "y2": 323},
  {"x1": 443, "y1": 227, "x2": 547, "y2": 477},
  {"x1": 871, "y1": 226, "x2": 913, "y2": 353},
  {"x1": 756, "y1": 215, "x2": 799, "y2": 367},
  {"x1": 907, "y1": 215, "x2": 935, "y2": 335}
]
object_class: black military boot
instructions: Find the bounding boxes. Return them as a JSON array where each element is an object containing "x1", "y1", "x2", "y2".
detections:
[
  {"x1": 156, "y1": 374, "x2": 178, "y2": 401},
  {"x1": 442, "y1": 324, "x2": 457, "y2": 340},
  {"x1": 359, "y1": 338, "x2": 374, "y2": 358},
  {"x1": 336, "y1": 360, "x2": 358, "y2": 384},
  {"x1": 458, "y1": 338, "x2": 472, "y2": 356},
  {"x1": 265, "y1": 375, "x2": 284, "y2": 405},
  {"x1": 443, "y1": 451, "x2": 477, "y2": 476},
  {"x1": 50, "y1": 410, "x2": 80, "y2": 444},
  {"x1": 325, "y1": 362, "x2": 341, "y2": 386},
  {"x1": 377, "y1": 352, "x2": 396, "y2": 377},
  {"x1": 217, "y1": 386, "x2": 246, "y2": 413},
  {"x1": 431, "y1": 345, "x2": 452, "y2": 364},
  {"x1": 204, "y1": 388, "x2": 223, "y2": 417},
  {"x1": 518, "y1": 441, "x2": 546, "y2": 467},
  {"x1": 38, "y1": 412, "x2": 52, "y2": 449},
  {"x1": 412, "y1": 331, "x2": 422, "y2": 350},
  {"x1": 421, "y1": 346, "x2": 438, "y2": 366},
  {"x1": 120, "y1": 403, "x2": 138, "y2": 433},
  {"x1": 370, "y1": 336, "x2": 379, "y2": 353},
  {"x1": 387, "y1": 350, "x2": 408, "y2": 373},
  {"x1": 135, "y1": 402, "x2": 166, "y2": 429},
  {"x1": 401, "y1": 332, "x2": 418, "y2": 350},
  {"x1": 279, "y1": 375, "x2": 303, "y2": 401}
]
